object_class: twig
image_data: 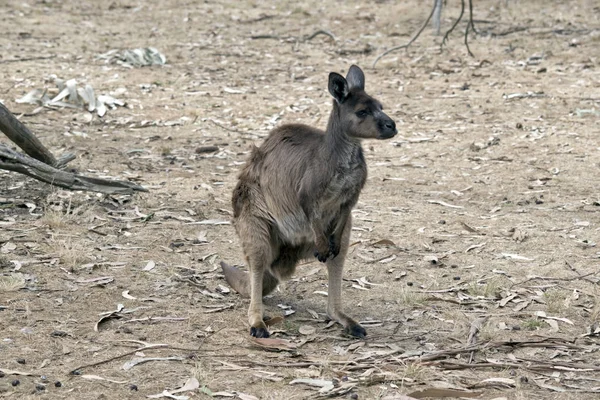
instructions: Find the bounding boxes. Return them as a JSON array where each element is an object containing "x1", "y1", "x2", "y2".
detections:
[
  {"x1": 207, "y1": 118, "x2": 248, "y2": 135},
  {"x1": 464, "y1": 16, "x2": 474, "y2": 57},
  {"x1": 441, "y1": 0, "x2": 465, "y2": 47},
  {"x1": 69, "y1": 343, "x2": 168, "y2": 374},
  {"x1": 468, "y1": 0, "x2": 477, "y2": 34},
  {"x1": 250, "y1": 34, "x2": 282, "y2": 40},
  {"x1": 0, "y1": 55, "x2": 57, "y2": 64},
  {"x1": 372, "y1": 4, "x2": 437, "y2": 67},
  {"x1": 304, "y1": 29, "x2": 336, "y2": 42}
]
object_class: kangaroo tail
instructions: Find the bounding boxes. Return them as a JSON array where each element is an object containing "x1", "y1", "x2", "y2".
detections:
[{"x1": 220, "y1": 261, "x2": 251, "y2": 297}]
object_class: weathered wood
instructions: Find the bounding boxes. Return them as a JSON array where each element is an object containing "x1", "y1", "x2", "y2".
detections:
[
  {"x1": 0, "y1": 144, "x2": 147, "y2": 195},
  {"x1": 0, "y1": 102, "x2": 58, "y2": 166}
]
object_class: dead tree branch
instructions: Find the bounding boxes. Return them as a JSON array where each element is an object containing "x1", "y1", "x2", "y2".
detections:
[
  {"x1": 432, "y1": 0, "x2": 443, "y2": 35},
  {"x1": 372, "y1": 1, "x2": 437, "y2": 67},
  {"x1": 0, "y1": 102, "x2": 66, "y2": 167},
  {"x1": 374, "y1": 0, "x2": 477, "y2": 67},
  {"x1": 0, "y1": 103, "x2": 147, "y2": 195},
  {"x1": 0, "y1": 144, "x2": 147, "y2": 194},
  {"x1": 442, "y1": 0, "x2": 465, "y2": 47}
]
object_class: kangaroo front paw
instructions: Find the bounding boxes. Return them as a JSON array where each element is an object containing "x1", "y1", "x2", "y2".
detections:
[
  {"x1": 313, "y1": 249, "x2": 330, "y2": 263},
  {"x1": 328, "y1": 235, "x2": 341, "y2": 259}
]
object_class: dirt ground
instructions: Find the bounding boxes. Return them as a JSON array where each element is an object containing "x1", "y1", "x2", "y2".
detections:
[{"x1": 1, "y1": 0, "x2": 600, "y2": 399}]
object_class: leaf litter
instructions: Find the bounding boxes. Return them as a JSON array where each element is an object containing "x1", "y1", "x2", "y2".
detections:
[{"x1": 16, "y1": 76, "x2": 126, "y2": 116}]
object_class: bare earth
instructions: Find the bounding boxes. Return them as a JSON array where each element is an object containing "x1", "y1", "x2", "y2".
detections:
[{"x1": 1, "y1": 0, "x2": 600, "y2": 399}]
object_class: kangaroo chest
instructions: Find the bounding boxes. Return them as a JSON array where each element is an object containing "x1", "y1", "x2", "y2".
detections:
[{"x1": 319, "y1": 148, "x2": 367, "y2": 211}]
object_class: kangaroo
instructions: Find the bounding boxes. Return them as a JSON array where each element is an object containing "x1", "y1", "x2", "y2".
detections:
[{"x1": 220, "y1": 65, "x2": 397, "y2": 338}]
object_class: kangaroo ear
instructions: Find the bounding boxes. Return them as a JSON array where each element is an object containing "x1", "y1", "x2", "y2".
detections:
[
  {"x1": 328, "y1": 72, "x2": 349, "y2": 104},
  {"x1": 346, "y1": 65, "x2": 365, "y2": 91}
]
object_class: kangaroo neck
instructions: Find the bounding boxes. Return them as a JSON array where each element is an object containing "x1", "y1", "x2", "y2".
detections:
[{"x1": 325, "y1": 101, "x2": 361, "y2": 161}]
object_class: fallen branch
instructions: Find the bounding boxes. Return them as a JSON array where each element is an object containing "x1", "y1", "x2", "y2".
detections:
[
  {"x1": 0, "y1": 144, "x2": 147, "y2": 195},
  {"x1": 0, "y1": 102, "x2": 68, "y2": 167}
]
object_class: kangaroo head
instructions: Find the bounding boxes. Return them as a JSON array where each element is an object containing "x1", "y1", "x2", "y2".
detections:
[{"x1": 328, "y1": 65, "x2": 397, "y2": 140}]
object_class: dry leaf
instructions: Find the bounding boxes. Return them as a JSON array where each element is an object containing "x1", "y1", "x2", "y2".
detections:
[
  {"x1": 1, "y1": 242, "x2": 16, "y2": 253},
  {"x1": 147, "y1": 390, "x2": 189, "y2": 400},
  {"x1": 81, "y1": 374, "x2": 128, "y2": 384},
  {"x1": 171, "y1": 377, "x2": 200, "y2": 394},
  {"x1": 408, "y1": 388, "x2": 482, "y2": 398},
  {"x1": 372, "y1": 239, "x2": 396, "y2": 247},
  {"x1": 465, "y1": 242, "x2": 486, "y2": 253},
  {"x1": 143, "y1": 260, "x2": 156, "y2": 271},
  {"x1": 289, "y1": 378, "x2": 334, "y2": 392},
  {"x1": 264, "y1": 316, "x2": 284, "y2": 326},
  {"x1": 211, "y1": 392, "x2": 235, "y2": 397},
  {"x1": 249, "y1": 337, "x2": 297, "y2": 351},
  {"x1": 472, "y1": 377, "x2": 516, "y2": 388},
  {"x1": 122, "y1": 290, "x2": 137, "y2": 300},
  {"x1": 500, "y1": 253, "x2": 534, "y2": 262},
  {"x1": 427, "y1": 200, "x2": 464, "y2": 209},
  {"x1": 0, "y1": 368, "x2": 34, "y2": 376},
  {"x1": 237, "y1": 393, "x2": 259, "y2": 400}
]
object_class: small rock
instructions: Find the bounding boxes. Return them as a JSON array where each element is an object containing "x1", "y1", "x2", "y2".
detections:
[
  {"x1": 407, "y1": 281, "x2": 413, "y2": 286},
  {"x1": 11, "y1": 380, "x2": 20, "y2": 387},
  {"x1": 55, "y1": 381, "x2": 62, "y2": 388},
  {"x1": 35, "y1": 384, "x2": 46, "y2": 391},
  {"x1": 129, "y1": 384, "x2": 138, "y2": 391},
  {"x1": 16, "y1": 358, "x2": 26, "y2": 365},
  {"x1": 453, "y1": 276, "x2": 461, "y2": 281}
]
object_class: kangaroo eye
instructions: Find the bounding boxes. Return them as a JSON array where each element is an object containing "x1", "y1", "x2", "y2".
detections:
[{"x1": 356, "y1": 110, "x2": 368, "y2": 118}]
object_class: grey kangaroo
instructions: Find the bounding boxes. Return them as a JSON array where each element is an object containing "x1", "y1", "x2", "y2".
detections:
[{"x1": 220, "y1": 65, "x2": 397, "y2": 338}]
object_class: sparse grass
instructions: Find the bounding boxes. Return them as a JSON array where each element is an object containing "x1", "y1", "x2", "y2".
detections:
[
  {"x1": 544, "y1": 288, "x2": 567, "y2": 314},
  {"x1": 46, "y1": 239, "x2": 90, "y2": 269},
  {"x1": 477, "y1": 322, "x2": 496, "y2": 342},
  {"x1": 398, "y1": 288, "x2": 427, "y2": 307},
  {"x1": 191, "y1": 360, "x2": 216, "y2": 391},
  {"x1": 160, "y1": 146, "x2": 172, "y2": 156},
  {"x1": 283, "y1": 319, "x2": 300, "y2": 334},
  {"x1": 400, "y1": 361, "x2": 426, "y2": 383},
  {"x1": 0, "y1": 273, "x2": 26, "y2": 292},
  {"x1": 467, "y1": 278, "x2": 502, "y2": 299},
  {"x1": 39, "y1": 210, "x2": 71, "y2": 230},
  {"x1": 523, "y1": 318, "x2": 544, "y2": 331}
]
